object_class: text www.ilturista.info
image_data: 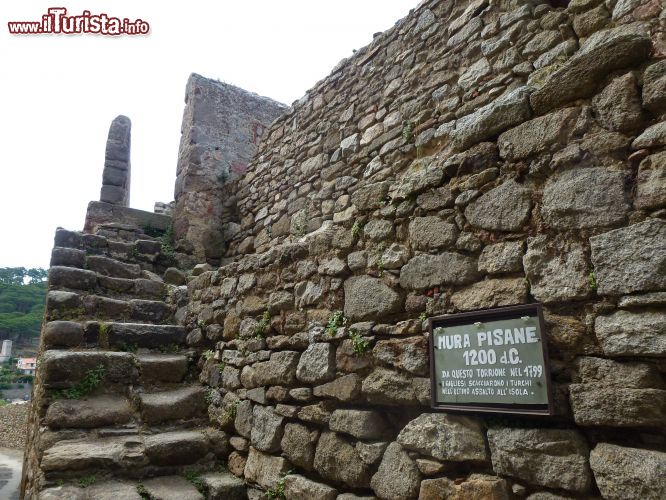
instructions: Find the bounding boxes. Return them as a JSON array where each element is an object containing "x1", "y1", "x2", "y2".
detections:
[{"x1": 8, "y1": 8, "x2": 149, "y2": 36}]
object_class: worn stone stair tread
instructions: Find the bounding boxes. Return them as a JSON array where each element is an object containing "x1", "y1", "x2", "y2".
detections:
[
  {"x1": 86, "y1": 254, "x2": 143, "y2": 279},
  {"x1": 41, "y1": 429, "x2": 211, "y2": 473},
  {"x1": 41, "y1": 350, "x2": 138, "y2": 389},
  {"x1": 39, "y1": 479, "x2": 142, "y2": 500},
  {"x1": 140, "y1": 386, "x2": 207, "y2": 424},
  {"x1": 45, "y1": 394, "x2": 132, "y2": 429},
  {"x1": 139, "y1": 354, "x2": 189, "y2": 383},
  {"x1": 200, "y1": 471, "x2": 247, "y2": 500},
  {"x1": 142, "y1": 475, "x2": 204, "y2": 500},
  {"x1": 106, "y1": 323, "x2": 186, "y2": 348}
]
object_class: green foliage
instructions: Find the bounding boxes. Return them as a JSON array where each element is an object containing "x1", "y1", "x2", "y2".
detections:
[
  {"x1": 348, "y1": 329, "x2": 370, "y2": 356},
  {"x1": 118, "y1": 342, "x2": 138, "y2": 353},
  {"x1": 419, "y1": 312, "x2": 427, "y2": 322},
  {"x1": 376, "y1": 258, "x2": 385, "y2": 277},
  {"x1": 158, "y1": 343, "x2": 180, "y2": 353},
  {"x1": 204, "y1": 388, "x2": 216, "y2": 405},
  {"x1": 160, "y1": 224, "x2": 176, "y2": 263},
  {"x1": 402, "y1": 121, "x2": 415, "y2": 142},
  {"x1": 254, "y1": 311, "x2": 271, "y2": 338},
  {"x1": 78, "y1": 475, "x2": 97, "y2": 488},
  {"x1": 98, "y1": 323, "x2": 109, "y2": 348},
  {"x1": 351, "y1": 220, "x2": 363, "y2": 238},
  {"x1": 141, "y1": 224, "x2": 164, "y2": 238},
  {"x1": 136, "y1": 483, "x2": 150, "y2": 499},
  {"x1": 225, "y1": 399, "x2": 240, "y2": 418},
  {"x1": 326, "y1": 310, "x2": 346, "y2": 337},
  {"x1": 0, "y1": 267, "x2": 47, "y2": 339},
  {"x1": 588, "y1": 271, "x2": 597, "y2": 291},
  {"x1": 52, "y1": 365, "x2": 106, "y2": 400},
  {"x1": 184, "y1": 471, "x2": 205, "y2": 493},
  {"x1": 202, "y1": 349, "x2": 215, "y2": 361},
  {"x1": 267, "y1": 470, "x2": 293, "y2": 499},
  {"x1": 218, "y1": 362, "x2": 225, "y2": 374}
]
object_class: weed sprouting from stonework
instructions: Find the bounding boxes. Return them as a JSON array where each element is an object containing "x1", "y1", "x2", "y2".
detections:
[
  {"x1": 588, "y1": 271, "x2": 597, "y2": 291},
  {"x1": 326, "y1": 310, "x2": 346, "y2": 337},
  {"x1": 266, "y1": 469, "x2": 293, "y2": 499},
  {"x1": 202, "y1": 349, "x2": 215, "y2": 361},
  {"x1": 52, "y1": 365, "x2": 106, "y2": 400},
  {"x1": 349, "y1": 329, "x2": 370, "y2": 356},
  {"x1": 78, "y1": 475, "x2": 97, "y2": 488},
  {"x1": 184, "y1": 471, "x2": 205, "y2": 493},
  {"x1": 419, "y1": 312, "x2": 428, "y2": 323},
  {"x1": 136, "y1": 483, "x2": 150, "y2": 499},
  {"x1": 98, "y1": 322, "x2": 109, "y2": 348},
  {"x1": 402, "y1": 121, "x2": 415, "y2": 142},
  {"x1": 218, "y1": 362, "x2": 225, "y2": 374},
  {"x1": 351, "y1": 220, "x2": 363, "y2": 238},
  {"x1": 254, "y1": 311, "x2": 271, "y2": 337}
]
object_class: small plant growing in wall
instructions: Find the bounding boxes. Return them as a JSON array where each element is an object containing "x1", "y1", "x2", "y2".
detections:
[
  {"x1": 98, "y1": 322, "x2": 110, "y2": 349},
  {"x1": 160, "y1": 223, "x2": 176, "y2": 264},
  {"x1": 254, "y1": 311, "x2": 271, "y2": 337},
  {"x1": 184, "y1": 471, "x2": 205, "y2": 493},
  {"x1": 402, "y1": 120, "x2": 415, "y2": 142},
  {"x1": 225, "y1": 399, "x2": 240, "y2": 419},
  {"x1": 78, "y1": 476, "x2": 97, "y2": 488},
  {"x1": 351, "y1": 220, "x2": 363, "y2": 238},
  {"x1": 52, "y1": 365, "x2": 106, "y2": 400},
  {"x1": 266, "y1": 470, "x2": 293, "y2": 499},
  {"x1": 588, "y1": 271, "x2": 597, "y2": 291},
  {"x1": 348, "y1": 329, "x2": 370, "y2": 357},
  {"x1": 218, "y1": 362, "x2": 225, "y2": 374},
  {"x1": 204, "y1": 388, "x2": 216, "y2": 405},
  {"x1": 376, "y1": 257, "x2": 385, "y2": 277},
  {"x1": 202, "y1": 349, "x2": 215, "y2": 361},
  {"x1": 419, "y1": 312, "x2": 428, "y2": 323},
  {"x1": 136, "y1": 483, "x2": 150, "y2": 499},
  {"x1": 326, "y1": 310, "x2": 346, "y2": 337}
]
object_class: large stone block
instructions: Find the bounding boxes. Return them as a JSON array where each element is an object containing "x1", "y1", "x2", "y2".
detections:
[
  {"x1": 373, "y1": 337, "x2": 428, "y2": 376},
  {"x1": 590, "y1": 219, "x2": 666, "y2": 295},
  {"x1": 284, "y1": 474, "x2": 337, "y2": 500},
  {"x1": 487, "y1": 427, "x2": 592, "y2": 492},
  {"x1": 244, "y1": 447, "x2": 290, "y2": 490},
  {"x1": 281, "y1": 422, "x2": 318, "y2": 471},
  {"x1": 343, "y1": 275, "x2": 402, "y2": 321},
  {"x1": 478, "y1": 241, "x2": 524, "y2": 275},
  {"x1": 397, "y1": 413, "x2": 488, "y2": 462},
  {"x1": 636, "y1": 152, "x2": 666, "y2": 210},
  {"x1": 464, "y1": 180, "x2": 532, "y2": 231},
  {"x1": 361, "y1": 368, "x2": 422, "y2": 406},
  {"x1": 296, "y1": 343, "x2": 336, "y2": 384},
  {"x1": 595, "y1": 309, "x2": 666, "y2": 357},
  {"x1": 329, "y1": 409, "x2": 390, "y2": 440},
  {"x1": 643, "y1": 60, "x2": 666, "y2": 113},
  {"x1": 592, "y1": 73, "x2": 643, "y2": 132},
  {"x1": 313, "y1": 432, "x2": 371, "y2": 488},
  {"x1": 252, "y1": 351, "x2": 300, "y2": 386},
  {"x1": 399, "y1": 253, "x2": 478, "y2": 290},
  {"x1": 590, "y1": 443, "x2": 666, "y2": 499},
  {"x1": 370, "y1": 442, "x2": 421, "y2": 500},
  {"x1": 419, "y1": 475, "x2": 510, "y2": 500},
  {"x1": 450, "y1": 278, "x2": 528, "y2": 311},
  {"x1": 451, "y1": 86, "x2": 532, "y2": 152},
  {"x1": 497, "y1": 107, "x2": 579, "y2": 161},
  {"x1": 523, "y1": 235, "x2": 590, "y2": 303},
  {"x1": 408, "y1": 216, "x2": 458, "y2": 251},
  {"x1": 530, "y1": 23, "x2": 651, "y2": 114},
  {"x1": 251, "y1": 405, "x2": 284, "y2": 453},
  {"x1": 569, "y1": 385, "x2": 666, "y2": 427},
  {"x1": 541, "y1": 167, "x2": 628, "y2": 229}
]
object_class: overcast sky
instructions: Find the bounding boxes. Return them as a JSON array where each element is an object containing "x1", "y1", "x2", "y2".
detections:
[{"x1": 1, "y1": 1, "x2": 418, "y2": 269}]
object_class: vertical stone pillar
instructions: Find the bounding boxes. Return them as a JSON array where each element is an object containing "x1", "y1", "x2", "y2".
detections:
[
  {"x1": 173, "y1": 73, "x2": 285, "y2": 264},
  {"x1": 100, "y1": 115, "x2": 132, "y2": 206}
]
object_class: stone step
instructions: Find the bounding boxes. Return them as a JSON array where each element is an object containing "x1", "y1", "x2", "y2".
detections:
[
  {"x1": 139, "y1": 354, "x2": 190, "y2": 383},
  {"x1": 139, "y1": 386, "x2": 207, "y2": 424},
  {"x1": 46, "y1": 291, "x2": 174, "y2": 324},
  {"x1": 39, "y1": 479, "x2": 143, "y2": 500},
  {"x1": 42, "y1": 321, "x2": 188, "y2": 352},
  {"x1": 142, "y1": 475, "x2": 204, "y2": 500},
  {"x1": 200, "y1": 472, "x2": 247, "y2": 500},
  {"x1": 41, "y1": 350, "x2": 139, "y2": 390},
  {"x1": 41, "y1": 429, "x2": 214, "y2": 476},
  {"x1": 45, "y1": 395, "x2": 132, "y2": 429},
  {"x1": 49, "y1": 265, "x2": 167, "y2": 300}
]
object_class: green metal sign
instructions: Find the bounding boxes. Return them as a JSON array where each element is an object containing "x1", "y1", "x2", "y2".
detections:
[{"x1": 429, "y1": 304, "x2": 554, "y2": 415}]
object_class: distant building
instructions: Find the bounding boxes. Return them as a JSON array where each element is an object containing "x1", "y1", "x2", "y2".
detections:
[
  {"x1": 0, "y1": 340, "x2": 12, "y2": 363},
  {"x1": 17, "y1": 357, "x2": 37, "y2": 375}
]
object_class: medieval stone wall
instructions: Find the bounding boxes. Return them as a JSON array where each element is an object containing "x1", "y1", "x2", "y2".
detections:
[{"x1": 188, "y1": 0, "x2": 666, "y2": 498}]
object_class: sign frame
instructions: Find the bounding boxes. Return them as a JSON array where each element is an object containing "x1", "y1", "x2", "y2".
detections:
[{"x1": 428, "y1": 303, "x2": 554, "y2": 416}]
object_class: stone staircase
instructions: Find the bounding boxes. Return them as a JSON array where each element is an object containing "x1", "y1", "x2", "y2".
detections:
[{"x1": 22, "y1": 228, "x2": 245, "y2": 500}]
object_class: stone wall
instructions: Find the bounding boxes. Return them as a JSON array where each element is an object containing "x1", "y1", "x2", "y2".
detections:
[
  {"x1": 174, "y1": 74, "x2": 286, "y2": 265},
  {"x1": 187, "y1": 0, "x2": 666, "y2": 498}
]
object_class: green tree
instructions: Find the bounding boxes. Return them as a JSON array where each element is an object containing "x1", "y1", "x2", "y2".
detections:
[{"x1": 0, "y1": 267, "x2": 47, "y2": 339}]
